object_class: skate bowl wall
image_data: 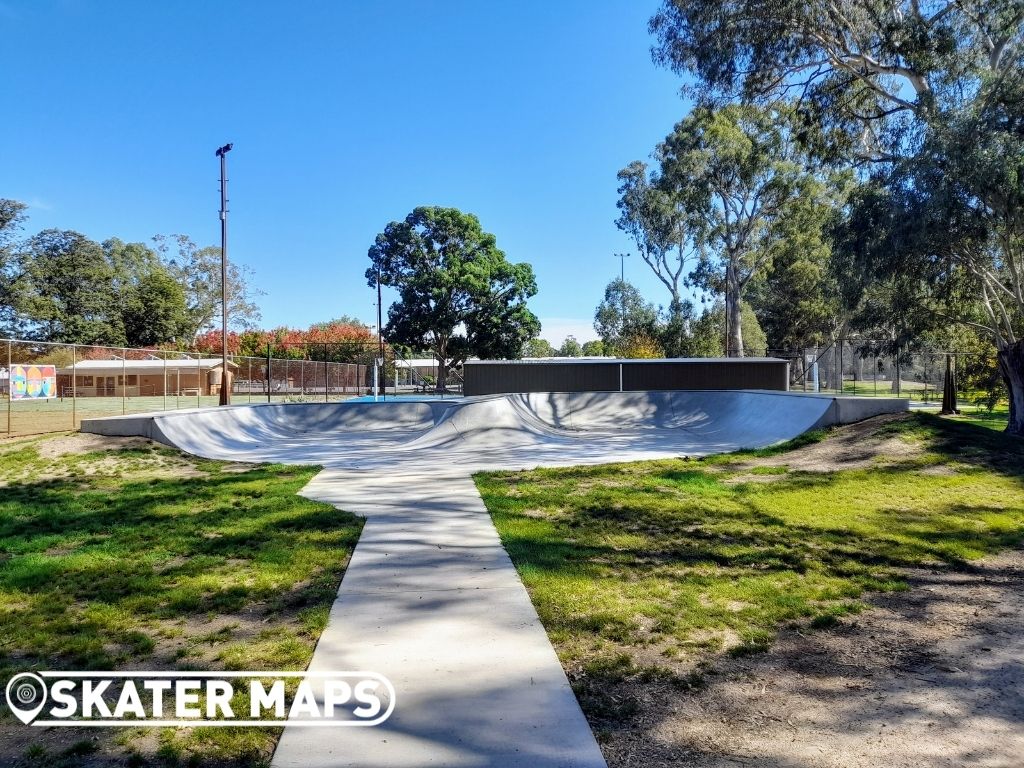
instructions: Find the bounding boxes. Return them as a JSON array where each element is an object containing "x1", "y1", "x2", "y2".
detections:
[{"x1": 80, "y1": 391, "x2": 909, "y2": 471}]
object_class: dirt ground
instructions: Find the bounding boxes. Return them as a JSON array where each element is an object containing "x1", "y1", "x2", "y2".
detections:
[{"x1": 598, "y1": 416, "x2": 1024, "y2": 768}]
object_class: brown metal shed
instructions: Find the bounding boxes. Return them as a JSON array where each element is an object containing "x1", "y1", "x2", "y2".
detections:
[{"x1": 463, "y1": 358, "x2": 790, "y2": 396}]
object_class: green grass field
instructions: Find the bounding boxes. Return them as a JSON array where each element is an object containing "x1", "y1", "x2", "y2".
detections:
[
  {"x1": 476, "y1": 414, "x2": 1024, "y2": 728},
  {"x1": 0, "y1": 393, "x2": 362, "y2": 438},
  {"x1": 0, "y1": 435, "x2": 362, "y2": 767}
]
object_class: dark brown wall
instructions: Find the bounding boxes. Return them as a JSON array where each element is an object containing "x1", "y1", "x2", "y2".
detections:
[{"x1": 464, "y1": 360, "x2": 789, "y2": 395}]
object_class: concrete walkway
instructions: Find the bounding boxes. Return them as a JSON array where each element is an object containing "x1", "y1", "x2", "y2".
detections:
[{"x1": 271, "y1": 468, "x2": 607, "y2": 768}]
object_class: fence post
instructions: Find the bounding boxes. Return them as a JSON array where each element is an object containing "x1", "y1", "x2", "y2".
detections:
[
  {"x1": 324, "y1": 344, "x2": 328, "y2": 403},
  {"x1": 162, "y1": 356, "x2": 167, "y2": 412},
  {"x1": 122, "y1": 353, "x2": 127, "y2": 415},
  {"x1": 71, "y1": 344, "x2": 77, "y2": 430},
  {"x1": 266, "y1": 344, "x2": 271, "y2": 403},
  {"x1": 6, "y1": 339, "x2": 10, "y2": 435}
]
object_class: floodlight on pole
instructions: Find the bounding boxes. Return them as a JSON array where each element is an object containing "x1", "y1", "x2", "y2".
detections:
[
  {"x1": 614, "y1": 252, "x2": 629, "y2": 283},
  {"x1": 216, "y1": 142, "x2": 233, "y2": 405}
]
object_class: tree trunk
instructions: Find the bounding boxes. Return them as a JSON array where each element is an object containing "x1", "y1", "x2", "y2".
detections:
[
  {"x1": 436, "y1": 359, "x2": 448, "y2": 393},
  {"x1": 997, "y1": 339, "x2": 1024, "y2": 436},
  {"x1": 726, "y1": 265, "x2": 743, "y2": 357}
]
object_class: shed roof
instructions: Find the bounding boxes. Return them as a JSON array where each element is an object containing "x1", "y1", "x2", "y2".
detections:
[{"x1": 58, "y1": 358, "x2": 238, "y2": 374}]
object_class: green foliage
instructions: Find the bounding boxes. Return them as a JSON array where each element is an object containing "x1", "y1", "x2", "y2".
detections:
[
  {"x1": 648, "y1": 0, "x2": 1024, "y2": 429},
  {"x1": 523, "y1": 337, "x2": 555, "y2": 358},
  {"x1": 558, "y1": 335, "x2": 583, "y2": 357},
  {"x1": 581, "y1": 339, "x2": 605, "y2": 357},
  {"x1": 615, "y1": 161, "x2": 693, "y2": 316},
  {"x1": 16, "y1": 229, "x2": 125, "y2": 344},
  {"x1": 0, "y1": 205, "x2": 260, "y2": 348},
  {"x1": 593, "y1": 278, "x2": 660, "y2": 354},
  {"x1": 657, "y1": 103, "x2": 831, "y2": 356},
  {"x1": 154, "y1": 234, "x2": 263, "y2": 338},
  {"x1": 0, "y1": 198, "x2": 28, "y2": 337},
  {"x1": 687, "y1": 300, "x2": 767, "y2": 356},
  {"x1": 367, "y1": 206, "x2": 540, "y2": 388}
]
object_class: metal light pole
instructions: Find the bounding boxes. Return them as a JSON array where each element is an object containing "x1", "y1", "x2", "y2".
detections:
[
  {"x1": 216, "y1": 142, "x2": 233, "y2": 405},
  {"x1": 376, "y1": 266, "x2": 385, "y2": 401},
  {"x1": 614, "y1": 252, "x2": 629, "y2": 283}
]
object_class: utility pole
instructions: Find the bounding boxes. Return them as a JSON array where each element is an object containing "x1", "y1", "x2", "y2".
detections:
[
  {"x1": 216, "y1": 142, "x2": 233, "y2": 406},
  {"x1": 376, "y1": 266, "x2": 385, "y2": 401},
  {"x1": 614, "y1": 252, "x2": 629, "y2": 283}
]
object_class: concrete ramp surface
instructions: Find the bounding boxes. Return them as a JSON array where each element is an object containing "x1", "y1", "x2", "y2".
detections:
[
  {"x1": 80, "y1": 391, "x2": 907, "y2": 768},
  {"x1": 82, "y1": 390, "x2": 905, "y2": 471}
]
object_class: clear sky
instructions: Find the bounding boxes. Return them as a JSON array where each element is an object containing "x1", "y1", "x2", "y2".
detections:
[{"x1": 0, "y1": 0, "x2": 690, "y2": 345}]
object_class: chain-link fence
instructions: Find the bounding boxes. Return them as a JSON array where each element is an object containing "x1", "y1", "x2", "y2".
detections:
[
  {"x1": 1, "y1": 338, "x2": 464, "y2": 438},
  {"x1": 766, "y1": 339, "x2": 998, "y2": 407},
  {"x1": 1, "y1": 336, "x2": 998, "y2": 439}
]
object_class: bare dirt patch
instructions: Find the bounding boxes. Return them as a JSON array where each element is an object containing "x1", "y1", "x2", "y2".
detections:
[
  {"x1": 600, "y1": 548, "x2": 1024, "y2": 768},
  {"x1": 734, "y1": 413, "x2": 920, "y2": 474},
  {"x1": 35, "y1": 432, "x2": 153, "y2": 459}
]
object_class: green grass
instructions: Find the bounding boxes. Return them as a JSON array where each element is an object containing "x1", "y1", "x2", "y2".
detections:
[
  {"x1": 476, "y1": 413, "x2": 1024, "y2": 726},
  {"x1": 946, "y1": 405, "x2": 1011, "y2": 432},
  {"x1": 0, "y1": 435, "x2": 363, "y2": 767}
]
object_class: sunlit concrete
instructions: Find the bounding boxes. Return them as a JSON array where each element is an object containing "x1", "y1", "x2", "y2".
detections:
[{"x1": 80, "y1": 391, "x2": 907, "y2": 767}]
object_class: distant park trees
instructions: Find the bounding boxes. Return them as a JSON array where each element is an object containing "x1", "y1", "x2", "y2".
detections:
[
  {"x1": 0, "y1": 200, "x2": 261, "y2": 347},
  {"x1": 367, "y1": 206, "x2": 540, "y2": 391}
]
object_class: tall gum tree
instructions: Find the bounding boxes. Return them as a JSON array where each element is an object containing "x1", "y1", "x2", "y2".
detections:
[
  {"x1": 650, "y1": 0, "x2": 1024, "y2": 432},
  {"x1": 657, "y1": 104, "x2": 829, "y2": 356}
]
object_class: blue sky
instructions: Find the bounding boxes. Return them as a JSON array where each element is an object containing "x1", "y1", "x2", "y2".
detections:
[{"x1": 1, "y1": 0, "x2": 689, "y2": 345}]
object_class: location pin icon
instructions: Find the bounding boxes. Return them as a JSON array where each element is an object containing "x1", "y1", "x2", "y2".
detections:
[{"x1": 5, "y1": 673, "x2": 48, "y2": 725}]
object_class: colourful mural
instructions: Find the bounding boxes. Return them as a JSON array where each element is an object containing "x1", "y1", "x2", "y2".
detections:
[{"x1": 11, "y1": 364, "x2": 57, "y2": 400}]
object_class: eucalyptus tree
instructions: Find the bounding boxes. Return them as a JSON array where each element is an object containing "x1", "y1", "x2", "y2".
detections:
[
  {"x1": 657, "y1": 103, "x2": 831, "y2": 356},
  {"x1": 615, "y1": 161, "x2": 694, "y2": 346},
  {"x1": 649, "y1": 0, "x2": 1024, "y2": 431}
]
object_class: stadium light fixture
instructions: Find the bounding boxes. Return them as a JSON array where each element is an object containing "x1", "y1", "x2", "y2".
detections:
[{"x1": 215, "y1": 143, "x2": 233, "y2": 405}]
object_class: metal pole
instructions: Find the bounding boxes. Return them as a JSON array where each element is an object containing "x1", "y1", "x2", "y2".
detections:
[
  {"x1": 122, "y1": 353, "x2": 127, "y2": 415},
  {"x1": 71, "y1": 344, "x2": 76, "y2": 430},
  {"x1": 196, "y1": 356, "x2": 201, "y2": 408},
  {"x1": 614, "y1": 252, "x2": 629, "y2": 282},
  {"x1": 377, "y1": 267, "x2": 385, "y2": 401},
  {"x1": 324, "y1": 344, "x2": 329, "y2": 403},
  {"x1": 163, "y1": 356, "x2": 167, "y2": 411},
  {"x1": 216, "y1": 143, "x2": 233, "y2": 406},
  {"x1": 6, "y1": 340, "x2": 10, "y2": 435}
]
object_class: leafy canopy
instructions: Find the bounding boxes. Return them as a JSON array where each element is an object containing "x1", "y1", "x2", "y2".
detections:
[{"x1": 366, "y1": 207, "x2": 539, "y2": 379}]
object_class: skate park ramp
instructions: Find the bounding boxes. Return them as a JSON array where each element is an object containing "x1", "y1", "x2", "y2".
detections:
[{"x1": 80, "y1": 390, "x2": 909, "y2": 470}]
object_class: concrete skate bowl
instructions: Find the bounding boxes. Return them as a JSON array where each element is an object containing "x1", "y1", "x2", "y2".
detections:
[{"x1": 80, "y1": 390, "x2": 908, "y2": 471}]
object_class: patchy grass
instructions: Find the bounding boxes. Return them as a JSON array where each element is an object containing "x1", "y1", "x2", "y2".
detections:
[
  {"x1": 476, "y1": 413, "x2": 1024, "y2": 728},
  {"x1": 0, "y1": 434, "x2": 362, "y2": 767},
  {"x1": 945, "y1": 404, "x2": 1012, "y2": 433}
]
